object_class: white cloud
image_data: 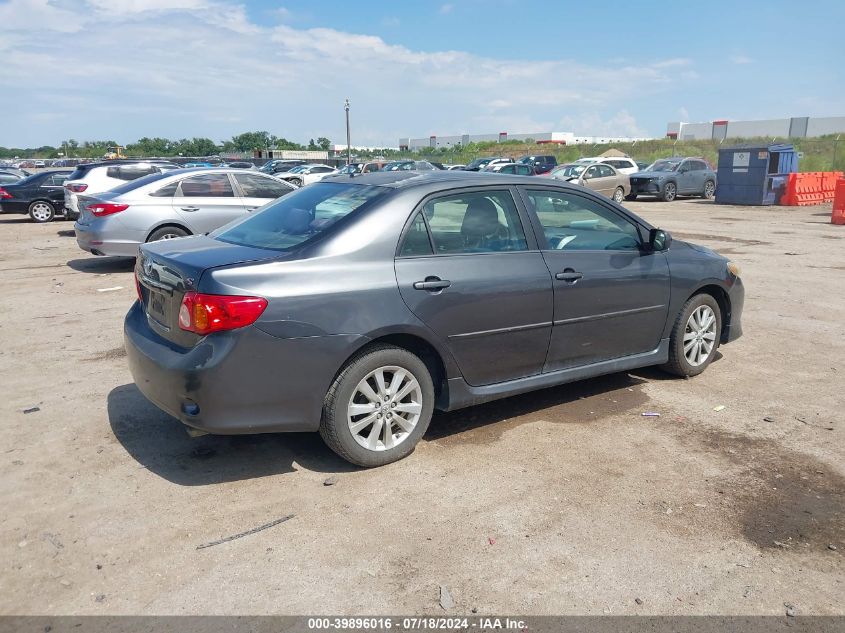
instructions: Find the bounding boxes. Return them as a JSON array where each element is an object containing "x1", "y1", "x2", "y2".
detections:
[{"x1": 0, "y1": 0, "x2": 697, "y2": 146}]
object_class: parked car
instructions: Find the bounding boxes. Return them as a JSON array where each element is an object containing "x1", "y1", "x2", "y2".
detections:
[
  {"x1": 482, "y1": 162, "x2": 534, "y2": 175},
  {"x1": 588, "y1": 156, "x2": 640, "y2": 175},
  {"x1": 222, "y1": 161, "x2": 257, "y2": 169},
  {"x1": 336, "y1": 161, "x2": 385, "y2": 175},
  {"x1": 259, "y1": 160, "x2": 307, "y2": 174},
  {"x1": 1, "y1": 167, "x2": 31, "y2": 180},
  {"x1": 446, "y1": 164, "x2": 466, "y2": 171},
  {"x1": 0, "y1": 169, "x2": 73, "y2": 222},
  {"x1": 553, "y1": 163, "x2": 630, "y2": 203},
  {"x1": 428, "y1": 162, "x2": 447, "y2": 170},
  {"x1": 63, "y1": 160, "x2": 181, "y2": 220},
  {"x1": 0, "y1": 171, "x2": 25, "y2": 185},
  {"x1": 276, "y1": 164, "x2": 339, "y2": 186},
  {"x1": 183, "y1": 162, "x2": 213, "y2": 168},
  {"x1": 74, "y1": 168, "x2": 296, "y2": 257},
  {"x1": 464, "y1": 157, "x2": 511, "y2": 171},
  {"x1": 628, "y1": 157, "x2": 716, "y2": 201},
  {"x1": 33, "y1": 160, "x2": 46, "y2": 168},
  {"x1": 125, "y1": 170, "x2": 744, "y2": 467},
  {"x1": 382, "y1": 160, "x2": 437, "y2": 172},
  {"x1": 516, "y1": 155, "x2": 557, "y2": 174}
]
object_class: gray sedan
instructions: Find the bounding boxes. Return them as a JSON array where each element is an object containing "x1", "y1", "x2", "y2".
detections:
[
  {"x1": 74, "y1": 168, "x2": 296, "y2": 257},
  {"x1": 126, "y1": 171, "x2": 744, "y2": 467},
  {"x1": 552, "y1": 163, "x2": 630, "y2": 203}
]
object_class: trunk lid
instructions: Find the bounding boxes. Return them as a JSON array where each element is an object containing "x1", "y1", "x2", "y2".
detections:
[{"x1": 136, "y1": 234, "x2": 282, "y2": 347}]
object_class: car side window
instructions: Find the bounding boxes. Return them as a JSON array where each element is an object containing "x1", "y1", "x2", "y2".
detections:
[
  {"x1": 177, "y1": 174, "x2": 235, "y2": 197},
  {"x1": 598, "y1": 165, "x2": 615, "y2": 177},
  {"x1": 234, "y1": 173, "x2": 292, "y2": 198},
  {"x1": 524, "y1": 189, "x2": 641, "y2": 251},
  {"x1": 584, "y1": 165, "x2": 599, "y2": 179},
  {"x1": 398, "y1": 211, "x2": 434, "y2": 257},
  {"x1": 150, "y1": 181, "x2": 178, "y2": 197},
  {"x1": 413, "y1": 190, "x2": 528, "y2": 254}
]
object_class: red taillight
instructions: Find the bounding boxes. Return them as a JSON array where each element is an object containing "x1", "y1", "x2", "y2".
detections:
[
  {"x1": 0, "y1": 187, "x2": 11, "y2": 199},
  {"x1": 66, "y1": 183, "x2": 88, "y2": 193},
  {"x1": 178, "y1": 292, "x2": 268, "y2": 335},
  {"x1": 88, "y1": 203, "x2": 128, "y2": 217}
]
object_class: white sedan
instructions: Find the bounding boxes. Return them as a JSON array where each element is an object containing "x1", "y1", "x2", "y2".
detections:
[{"x1": 277, "y1": 164, "x2": 338, "y2": 186}]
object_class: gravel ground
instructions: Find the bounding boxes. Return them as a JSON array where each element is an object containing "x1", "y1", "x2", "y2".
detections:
[{"x1": 0, "y1": 198, "x2": 842, "y2": 615}]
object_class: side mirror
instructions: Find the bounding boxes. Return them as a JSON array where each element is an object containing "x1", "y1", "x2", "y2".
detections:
[{"x1": 648, "y1": 228, "x2": 672, "y2": 251}]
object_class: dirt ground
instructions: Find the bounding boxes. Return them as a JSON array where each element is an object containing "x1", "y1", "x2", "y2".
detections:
[{"x1": 1, "y1": 198, "x2": 842, "y2": 616}]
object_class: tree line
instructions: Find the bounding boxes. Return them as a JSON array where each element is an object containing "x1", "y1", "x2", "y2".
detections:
[{"x1": 0, "y1": 131, "x2": 333, "y2": 159}]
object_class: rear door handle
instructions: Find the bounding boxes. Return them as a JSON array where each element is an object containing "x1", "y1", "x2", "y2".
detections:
[
  {"x1": 555, "y1": 270, "x2": 583, "y2": 282},
  {"x1": 180, "y1": 206, "x2": 199, "y2": 212},
  {"x1": 413, "y1": 278, "x2": 451, "y2": 291}
]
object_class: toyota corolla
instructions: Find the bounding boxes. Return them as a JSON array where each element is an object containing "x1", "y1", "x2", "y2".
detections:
[{"x1": 125, "y1": 171, "x2": 744, "y2": 467}]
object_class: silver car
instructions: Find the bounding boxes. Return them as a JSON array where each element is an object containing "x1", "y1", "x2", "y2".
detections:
[{"x1": 74, "y1": 168, "x2": 296, "y2": 257}]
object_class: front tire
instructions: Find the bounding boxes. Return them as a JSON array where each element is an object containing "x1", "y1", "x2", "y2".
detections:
[
  {"x1": 319, "y1": 344, "x2": 435, "y2": 467},
  {"x1": 289, "y1": 177, "x2": 303, "y2": 186},
  {"x1": 29, "y1": 201, "x2": 55, "y2": 223},
  {"x1": 661, "y1": 182, "x2": 677, "y2": 202},
  {"x1": 612, "y1": 187, "x2": 625, "y2": 203},
  {"x1": 662, "y1": 294, "x2": 722, "y2": 377}
]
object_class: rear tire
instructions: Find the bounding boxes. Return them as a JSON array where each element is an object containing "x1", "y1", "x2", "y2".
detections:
[
  {"x1": 147, "y1": 226, "x2": 189, "y2": 242},
  {"x1": 661, "y1": 293, "x2": 722, "y2": 377},
  {"x1": 661, "y1": 182, "x2": 677, "y2": 202},
  {"x1": 703, "y1": 180, "x2": 715, "y2": 199},
  {"x1": 289, "y1": 177, "x2": 303, "y2": 186},
  {"x1": 319, "y1": 344, "x2": 434, "y2": 467},
  {"x1": 612, "y1": 187, "x2": 625, "y2": 203},
  {"x1": 28, "y1": 201, "x2": 55, "y2": 223}
]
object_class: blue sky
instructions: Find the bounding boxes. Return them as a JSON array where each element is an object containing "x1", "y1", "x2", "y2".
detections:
[{"x1": 0, "y1": 0, "x2": 842, "y2": 147}]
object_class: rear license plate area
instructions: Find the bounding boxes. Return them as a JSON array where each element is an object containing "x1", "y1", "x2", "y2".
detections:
[{"x1": 147, "y1": 289, "x2": 169, "y2": 327}]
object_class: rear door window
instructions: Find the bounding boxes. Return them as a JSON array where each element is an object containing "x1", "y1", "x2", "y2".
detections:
[
  {"x1": 419, "y1": 190, "x2": 528, "y2": 254},
  {"x1": 233, "y1": 173, "x2": 294, "y2": 198},
  {"x1": 106, "y1": 164, "x2": 160, "y2": 181},
  {"x1": 177, "y1": 173, "x2": 235, "y2": 197}
]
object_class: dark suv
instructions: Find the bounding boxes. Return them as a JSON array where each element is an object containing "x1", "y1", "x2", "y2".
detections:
[
  {"x1": 517, "y1": 155, "x2": 558, "y2": 174},
  {"x1": 628, "y1": 157, "x2": 716, "y2": 201}
]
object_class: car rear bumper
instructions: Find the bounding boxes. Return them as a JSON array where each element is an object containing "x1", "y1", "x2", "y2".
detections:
[
  {"x1": 74, "y1": 220, "x2": 143, "y2": 257},
  {"x1": 124, "y1": 301, "x2": 365, "y2": 435}
]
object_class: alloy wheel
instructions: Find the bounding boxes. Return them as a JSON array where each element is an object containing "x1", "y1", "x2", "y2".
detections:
[
  {"x1": 704, "y1": 181, "x2": 715, "y2": 199},
  {"x1": 683, "y1": 305, "x2": 717, "y2": 366},
  {"x1": 347, "y1": 365, "x2": 422, "y2": 451},
  {"x1": 664, "y1": 183, "x2": 676, "y2": 202},
  {"x1": 613, "y1": 187, "x2": 624, "y2": 203},
  {"x1": 30, "y1": 202, "x2": 54, "y2": 222}
]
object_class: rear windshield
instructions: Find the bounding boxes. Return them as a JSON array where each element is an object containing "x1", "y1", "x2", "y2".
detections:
[
  {"x1": 107, "y1": 171, "x2": 173, "y2": 195},
  {"x1": 213, "y1": 182, "x2": 388, "y2": 252}
]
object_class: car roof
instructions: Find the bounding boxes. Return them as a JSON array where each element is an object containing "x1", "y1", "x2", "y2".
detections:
[{"x1": 323, "y1": 169, "x2": 564, "y2": 189}]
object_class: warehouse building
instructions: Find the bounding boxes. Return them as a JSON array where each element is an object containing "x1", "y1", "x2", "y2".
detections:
[
  {"x1": 399, "y1": 131, "x2": 652, "y2": 151},
  {"x1": 667, "y1": 116, "x2": 845, "y2": 141}
]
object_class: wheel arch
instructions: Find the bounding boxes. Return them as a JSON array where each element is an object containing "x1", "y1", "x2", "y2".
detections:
[
  {"x1": 335, "y1": 330, "x2": 456, "y2": 410},
  {"x1": 145, "y1": 222, "x2": 192, "y2": 242},
  {"x1": 688, "y1": 283, "x2": 731, "y2": 343}
]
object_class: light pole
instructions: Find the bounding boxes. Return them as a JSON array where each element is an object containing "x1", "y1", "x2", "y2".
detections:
[{"x1": 344, "y1": 98, "x2": 351, "y2": 165}]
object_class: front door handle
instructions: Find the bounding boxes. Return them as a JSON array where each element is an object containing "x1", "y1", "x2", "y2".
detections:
[
  {"x1": 180, "y1": 206, "x2": 200, "y2": 212},
  {"x1": 413, "y1": 277, "x2": 451, "y2": 291},
  {"x1": 555, "y1": 270, "x2": 583, "y2": 282}
]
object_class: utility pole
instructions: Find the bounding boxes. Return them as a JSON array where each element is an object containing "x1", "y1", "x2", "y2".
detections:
[{"x1": 345, "y1": 98, "x2": 351, "y2": 165}]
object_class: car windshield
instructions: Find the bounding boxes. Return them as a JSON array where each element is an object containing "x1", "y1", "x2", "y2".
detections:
[
  {"x1": 383, "y1": 162, "x2": 412, "y2": 171},
  {"x1": 646, "y1": 160, "x2": 681, "y2": 172},
  {"x1": 213, "y1": 182, "x2": 389, "y2": 252},
  {"x1": 288, "y1": 165, "x2": 308, "y2": 173},
  {"x1": 337, "y1": 164, "x2": 361, "y2": 174},
  {"x1": 107, "y1": 171, "x2": 174, "y2": 195},
  {"x1": 466, "y1": 158, "x2": 495, "y2": 169},
  {"x1": 552, "y1": 164, "x2": 586, "y2": 178}
]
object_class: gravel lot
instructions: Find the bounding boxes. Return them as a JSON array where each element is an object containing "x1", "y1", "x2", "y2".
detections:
[{"x1": 1, "y1": 198, "x2": 842, "y2": 615}]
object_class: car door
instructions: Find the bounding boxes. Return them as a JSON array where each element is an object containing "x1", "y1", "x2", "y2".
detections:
[
  {"x1": 689, "y1": 160, "x2": 708, "y2": 193},
  {"x1": 519, "y1": 187, "x2": 670, "y2": 371},
  {"x1": 394, "y1": 187, "x2": 553, "y2": 386},
  {"x1": 232, "y1": 172, "x2": 295, "y2": 212},
  {"x1": 675, "y1": 159, "x2": 697, "y2": 194},
  {"x1": 41, "y1": 173, "x2": 69, "y2": 206},
  {"x1": 582, "y1": 164, "x2": 614, "y2": 197},
  {"x1": 172, "y1": 173, "x2": 245, "y2": 233}
]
